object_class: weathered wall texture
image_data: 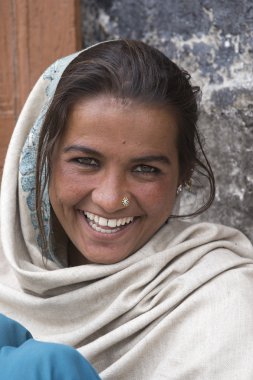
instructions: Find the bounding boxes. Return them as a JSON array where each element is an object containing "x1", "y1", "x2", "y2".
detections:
[{"x1": 81, "y1": 0, "x2": 253, "y2": 240}]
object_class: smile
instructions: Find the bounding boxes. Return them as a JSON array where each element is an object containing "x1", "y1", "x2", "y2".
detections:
[{"x1": 82, "y1": 211, "x2": 135, "y2": 234}]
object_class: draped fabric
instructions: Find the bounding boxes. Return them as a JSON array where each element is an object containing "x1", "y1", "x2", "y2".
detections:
[{"x1": 1, "y1": 45, "x2": 253, "y2": 379}]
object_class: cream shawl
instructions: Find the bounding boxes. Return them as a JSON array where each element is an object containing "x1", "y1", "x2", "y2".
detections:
[{"x1": 1, "y1": 48, "x2": 253, "y2": 379}]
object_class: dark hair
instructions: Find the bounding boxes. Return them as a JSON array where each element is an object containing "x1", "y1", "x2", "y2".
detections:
[{"x1": 36, "y1": 39, "x2": 215, "y2": 255}]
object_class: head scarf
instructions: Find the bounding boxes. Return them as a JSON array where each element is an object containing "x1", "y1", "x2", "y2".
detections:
[{"x1": 1, "y1": 42, "x2": 253, "y2": 379}]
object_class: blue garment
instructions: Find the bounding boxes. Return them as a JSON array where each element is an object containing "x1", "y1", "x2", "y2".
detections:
[{"x1": 0, "y1": 314, "x2": 100, "y2": 379}]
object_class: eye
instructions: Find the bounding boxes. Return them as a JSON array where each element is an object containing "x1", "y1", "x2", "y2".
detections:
[
  {"x1": 74, "y1": 157, "x2": 99, "y2": 167},
  {"x1": 133, "y1": 165, "x2": 160, "y2": 175}
]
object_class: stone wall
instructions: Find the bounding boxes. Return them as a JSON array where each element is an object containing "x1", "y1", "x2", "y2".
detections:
[{"x1": 80, "y1": 0, "x2": 253, "y2": 240}]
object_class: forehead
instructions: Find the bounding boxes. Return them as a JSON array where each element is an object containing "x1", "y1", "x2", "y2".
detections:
[{"x1": 60, "y1": 96, "x2": 178, "y2": 153}]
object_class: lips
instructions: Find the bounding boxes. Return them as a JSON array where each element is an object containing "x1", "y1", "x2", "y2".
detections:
[{"x1": 81, "y1": 211, "x2": 135, "y2": 234}]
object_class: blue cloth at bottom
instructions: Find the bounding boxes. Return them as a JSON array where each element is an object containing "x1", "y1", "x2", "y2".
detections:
[{"x1": 0, "y1": 313, "x2": 100, "y2": 379}]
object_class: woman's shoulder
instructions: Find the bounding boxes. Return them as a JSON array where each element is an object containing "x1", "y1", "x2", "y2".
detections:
[
  {"x1": 149, "y1": 220, "x2": 253, "y2": 304},
  {"x1": 151, "y1": 219, "x2": 253, "y2": 261},
  {"x1": 141, "y1": 222, "x2": 253, "y2": 379},
  {"x1": 180, "y1": 220, "x2": 253, "y2": 279}
]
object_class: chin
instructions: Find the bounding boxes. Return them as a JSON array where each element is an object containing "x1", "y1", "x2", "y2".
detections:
[{"x1": 82, "y1": 250, "x2": 133, "y2": 265}]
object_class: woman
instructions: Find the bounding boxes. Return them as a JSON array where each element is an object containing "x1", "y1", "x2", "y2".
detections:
[{"x1": 0, "y1": 40, "x2": 253, "y2": 379}]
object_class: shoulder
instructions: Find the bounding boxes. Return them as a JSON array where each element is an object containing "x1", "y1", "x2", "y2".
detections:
[
  {"x1": 156, "y1": 220, "x2": 253, "y2": 260},
  {"x1": 175, "y1": 221, "x2": 253, "y2": 308},
  {"x1": 160, "y1": 223, "x2": 253, "y2": 378},
  {"x1": 154, "y1": 220, "x2": 253, "y2": 324}
]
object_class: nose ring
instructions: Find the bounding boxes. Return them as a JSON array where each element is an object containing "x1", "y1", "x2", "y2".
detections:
[{"x1": 122, "y1": 196, "x2": 130, "y2": 207}]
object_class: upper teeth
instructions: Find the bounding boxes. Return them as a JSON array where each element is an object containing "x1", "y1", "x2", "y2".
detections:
[{"x1": 84, "y1": 212, "x2": 134, "y2": 228}]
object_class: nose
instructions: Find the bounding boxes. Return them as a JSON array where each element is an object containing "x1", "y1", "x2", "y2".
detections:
[{"x1": 91, "y1": 171, "x2": 130, "y2": 213}]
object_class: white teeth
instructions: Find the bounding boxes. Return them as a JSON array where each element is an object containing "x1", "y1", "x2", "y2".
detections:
[
  {"x1": 84, "y1": 212, "x2": 134, "y2": 229},
  {"x1": 98, "y1": 217, "x2": 108, "y2": 226},
  {"x1": 108, "y1": 219, "x2": 117, "y2": 227},
  {"x1": 87, "y1": 212, "x2": 94, "y2": 221},
  {"x1": 116, "y1": 218, "x2": 128, "y2": 226},
  {"x1": 91, "y1": 223, "x2": 120, "y2": 234}
]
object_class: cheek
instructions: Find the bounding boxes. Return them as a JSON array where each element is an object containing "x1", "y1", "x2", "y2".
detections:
[
  {"x1": 135, "y1": 180, "x2": 177, "y2": 216},
  {"x1": 49, "y1": 165, "x2": 82, "y2": 207}
]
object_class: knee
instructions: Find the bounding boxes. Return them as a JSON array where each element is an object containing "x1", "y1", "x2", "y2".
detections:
[
  {"x1": 0, "y1": 331, "x2": 100, "y2": 380},
  {"x1": 0, "y1": 314, "x2": 32, "y2": 347},
  {"x1": 26, "y1": 340, "x2": 100, "y2": 379}
]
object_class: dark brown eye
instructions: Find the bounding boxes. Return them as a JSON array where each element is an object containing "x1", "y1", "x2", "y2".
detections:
[
  {"x1": 75, "y1": 157, "x2": 99, "y2": 167},
  {"x1": 133, "y1": 165, "x2": 160, "y2": 174}
]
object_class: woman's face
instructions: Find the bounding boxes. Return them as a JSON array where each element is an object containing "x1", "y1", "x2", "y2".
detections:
[{"x1": 49, "y1": 96, "x2": 180, "y2": 264}]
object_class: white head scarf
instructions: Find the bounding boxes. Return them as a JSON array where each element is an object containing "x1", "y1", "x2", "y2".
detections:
[{"x1": 1, "y1": 42, "x2": 253, "y2": 379}]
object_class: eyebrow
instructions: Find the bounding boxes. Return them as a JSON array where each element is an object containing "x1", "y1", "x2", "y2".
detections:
[
  {"x1": 63, "y1": 145, "x2": 102, "y2": 157},
  {"x1": 63, "y1": 145, "x2": 171, "y2": 165},
  {"x1": 130, "y1": 155, "x2": 171, "y2": 165}
]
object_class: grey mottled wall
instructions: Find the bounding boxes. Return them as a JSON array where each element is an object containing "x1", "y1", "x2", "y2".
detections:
[{"x1": 80, "y1": 0, "x2": 253, "y2": 240}]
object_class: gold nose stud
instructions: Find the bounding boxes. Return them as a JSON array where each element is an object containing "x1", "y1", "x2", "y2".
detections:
[{"x1": 122, "y1": 196, "x2": 130, "y2": 207}]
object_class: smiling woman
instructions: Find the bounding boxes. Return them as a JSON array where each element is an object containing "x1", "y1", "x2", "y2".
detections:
[
  {"x1": 0, "y1": 40, "x2": 253, "y2": 379},
  {"x1": 49, "y1": 96, "x2": 180, "y2": 264}
]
